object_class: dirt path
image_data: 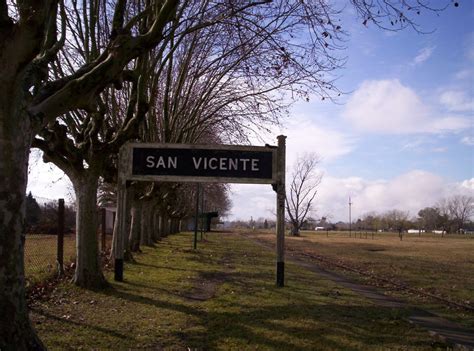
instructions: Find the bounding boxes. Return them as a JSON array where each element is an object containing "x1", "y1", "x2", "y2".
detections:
[{"x1": 241, "y1": 233, "x2": 474, "y2": 350}]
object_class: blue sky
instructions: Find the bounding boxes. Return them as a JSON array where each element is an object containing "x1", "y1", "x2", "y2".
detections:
[
  {"x1": 28, "y1": 2, "x2": 473, "y2": 222},
  {"x1": 229, "y1": 1, "x2": 473, "y2": 222}
]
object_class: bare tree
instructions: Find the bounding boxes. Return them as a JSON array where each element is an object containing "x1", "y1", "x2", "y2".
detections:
[
  {"x1": 0, "y1": 0, "x2": 456, "y2": 348},
  {"x1": 286, "y1": 154, "x2": 322, "y2": 236},
  {"x1": 384, "y1": 209, "x2": 410, "y2": 240},
  {"x1": 1, "y1": 1, "x2": 182, "y2": 346},
  {"x1": 438, "y1": 195, "x2": 474, "y2": 233}
]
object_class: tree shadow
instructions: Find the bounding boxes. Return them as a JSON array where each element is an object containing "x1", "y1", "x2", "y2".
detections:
[
  {"x1": 31, "y1": 306, "x2": 133, "y2": 341},
  {"x1": 93, "y1": 282, "x2": 438, "y2": 350}
]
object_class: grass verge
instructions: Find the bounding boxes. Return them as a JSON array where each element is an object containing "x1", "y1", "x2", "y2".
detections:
[{"x1": 31, "y1": 231, "x2": 449, "y2": 350}]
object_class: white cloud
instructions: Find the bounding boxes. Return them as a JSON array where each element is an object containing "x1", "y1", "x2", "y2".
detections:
[
  {"x1": 412, "y1": 46, "x2": 435, "y2": 65},
  {"x1": 228, "y1": 184, "x2": 276, "y2": 220},
  {"x1": 317, "y1": 171, "x2": 474, "y2": 221},
  {"x1": 455, "y1": 68, "x2": 474, "y2": 81},
  {"x1": 228, "y1": 171, "x2": 474, "y2": 222},
  {"x1": 461, "y1": 136, "x2": 474, "y2": 146},
  {"x1": 343, "y1": 79, "x2": 470, "y2": 134},
  {"x1": 440, "y1": 90, "x2": 474, "y2": 112},
  {"x1": 282, "y1": 115, "x2": 355, "y2": 167},
  {"x1": 254, "y1": 113, "x2": 355, "y2": 169},
  {"x1": 461, "y1": 178, "x2": 474, "y2": 190}
]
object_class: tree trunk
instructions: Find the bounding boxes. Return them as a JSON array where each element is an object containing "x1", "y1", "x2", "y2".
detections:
[
  {"x1": 165, "y1": 216, "x2": 171, "y2": 236},
  {"x1": 123, "y1": 186, "x2": 134, "y2": 260},
  {"x1": 158, "y1": 215, "x2": 165, "y2": 237},
  {"x1": 140, "y1": 202, "x2": 153, "y2": 246},
  {"x1": 0, "y1": 95, "x2": 45, "y2": 348},
  {"x1": 72, "y1": 173, "x2": 107, "y2": 288},
  {"x1": 161, "y1": 214, "x2": 170, "y2": 237},
  {"x1": 291, "y1": 223, "x2": 300, "y2": 236},
  {"x1": 151, "y1": 205, "x2": 161, "y2": 242},
  {"x1": 111, "y1": 185, "x2": 134, "y2": 261},
  {"x1": 129, "y1": 201, "x2": 142, "y2": 252}
]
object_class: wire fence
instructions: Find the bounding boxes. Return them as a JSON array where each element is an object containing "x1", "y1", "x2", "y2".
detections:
[
  {"x1": 24, "y1": 198, "x2": 113, "y2": 288},
  {"x1": 24, "y1": 233, "x2": 76, "y2": 286}
]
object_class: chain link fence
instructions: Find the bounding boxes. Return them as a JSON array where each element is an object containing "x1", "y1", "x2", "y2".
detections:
[
  {"x1": 24, "y1": 196, "x2": 113, "y2": 288},
  {"x1": 24, "y1": 233, "x2": 76, "y2": 286}
]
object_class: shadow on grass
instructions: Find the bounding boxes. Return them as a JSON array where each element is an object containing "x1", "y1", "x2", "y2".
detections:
[
  {"x1": 31, "y1": 306, "x2": 133, "y2": 342},
  {"x1": 92, "y1": 282, "x2": 436, "y2": 350},
  {"x1": 130, "y1": 261, "x2": 202, "y2": 273}
]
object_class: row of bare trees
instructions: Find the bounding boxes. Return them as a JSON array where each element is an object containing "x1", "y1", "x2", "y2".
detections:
[
  {"x1": 284, "y1": 154, "x2": 473, "y2": 237},
  {"x1": 355, "y1": 195, "x2": 474, "y2": 235},
  {"x1": 0, "y1": 0, "x2": 457, "y2": 348}
]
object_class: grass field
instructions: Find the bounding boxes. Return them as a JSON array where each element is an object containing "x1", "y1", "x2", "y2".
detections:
[
  {"x1": 24, "y1": 234, "x2": 76, "y2": 286},
  {"x1": 246, "y1": 230, "x2": 474, "y2": 328},
  {"x1": 30, "y1": 231, "x2": 452, "y2": 350}
]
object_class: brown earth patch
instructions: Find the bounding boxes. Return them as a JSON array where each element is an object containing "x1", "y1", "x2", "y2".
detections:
[{"x1": 182, "y1": 271, "x2": 229, "y2": 302}]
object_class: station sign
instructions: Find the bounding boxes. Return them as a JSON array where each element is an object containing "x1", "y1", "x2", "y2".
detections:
[{"x1": 122, "y1": 143, "x2": 277, "y2": 184}]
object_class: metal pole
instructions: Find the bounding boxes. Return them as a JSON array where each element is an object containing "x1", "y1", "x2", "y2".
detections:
[
  {"x1": 57, "y1": 198, "x2": 64, "y2": 276},
  {"x1": 276, "y1": 135, "x2": 286, "y2": 287},
  {"x1": 193, "y1": 183, "x2": 199, "y2": 249}
]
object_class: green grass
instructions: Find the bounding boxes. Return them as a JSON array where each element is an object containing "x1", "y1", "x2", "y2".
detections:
[
  {"x1": 249, "y1": 230, "x2": 474, "y2": 329},
  {"x1": 31, "y1": 231, "x2": 448, "y2": 350}
]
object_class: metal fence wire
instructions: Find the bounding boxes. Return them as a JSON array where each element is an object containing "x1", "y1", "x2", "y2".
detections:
[
  {"x1": 24, "y1": 233, "x2": 76, "y2": 286},
  {"x1": 24, "y1": 197, "x2": 112, "y2": 288}
]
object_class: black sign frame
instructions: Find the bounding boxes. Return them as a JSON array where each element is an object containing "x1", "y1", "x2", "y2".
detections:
[{"x1": 121, "y1": 142, "x2": 277, "y2": 184}]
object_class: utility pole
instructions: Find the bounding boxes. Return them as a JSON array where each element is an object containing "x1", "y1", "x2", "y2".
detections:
[{"x1": 349, "y1": 197, "x2": 352, "y2": 238}]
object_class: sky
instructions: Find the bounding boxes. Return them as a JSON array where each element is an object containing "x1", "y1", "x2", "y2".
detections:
[
  {"x1": 228, "y1": 2, "x2": 474, "y2": 222},
  {"x1": 27, "y1": 1, "x2": 473, "y2": 222}
]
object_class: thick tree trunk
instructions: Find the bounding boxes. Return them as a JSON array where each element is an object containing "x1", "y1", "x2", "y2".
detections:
[
  {"x1": 72, "y1": 173, "x2": 107, "y2": 288},
  {"x1": 0, "y1": 96, "x2": 45, "y2": 348}
]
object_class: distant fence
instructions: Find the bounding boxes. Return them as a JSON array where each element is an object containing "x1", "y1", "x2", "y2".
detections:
[{"x1": 24, "y1": 199, "x2": 112, "y2": 287}]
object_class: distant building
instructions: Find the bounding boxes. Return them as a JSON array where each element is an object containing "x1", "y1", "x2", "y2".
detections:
[{"x1": 407, "y1": 229, "x2": 425, "y2": 234}]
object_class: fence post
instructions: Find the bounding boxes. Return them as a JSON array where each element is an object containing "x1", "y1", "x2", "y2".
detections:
[
  {"x1": 57, "y1": 198, "x2": 65, "y2": 276},
  {"x1": 101, "y1": 208, "x2": 107, "y2": 251}
]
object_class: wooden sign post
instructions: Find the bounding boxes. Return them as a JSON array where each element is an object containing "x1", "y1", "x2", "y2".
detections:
[
  {"x1": 114, "y1": 136, "x2": 286, "y2": 286},
  {"x1": 275, "y1": 135, "x2": 286, "y2": 287}
]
